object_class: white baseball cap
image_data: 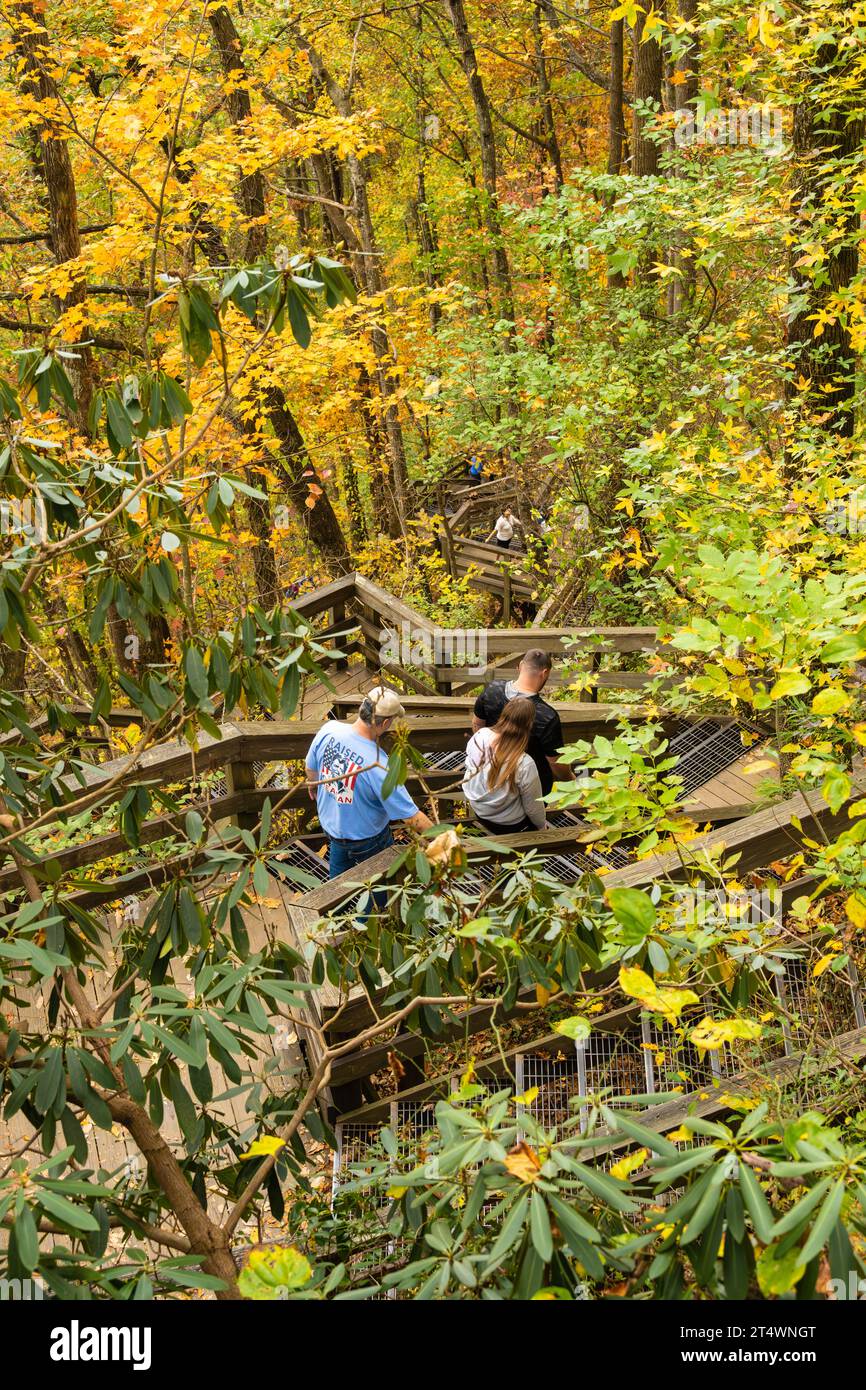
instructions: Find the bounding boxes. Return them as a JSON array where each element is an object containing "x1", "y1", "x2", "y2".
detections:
[{"x1": 365, "y1": 685, "x2": 406, "y2": 719}]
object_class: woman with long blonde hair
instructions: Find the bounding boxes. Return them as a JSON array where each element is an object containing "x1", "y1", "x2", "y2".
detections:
[{"x1": 462, "y1": 696, "x2": 547, "y2": 834}]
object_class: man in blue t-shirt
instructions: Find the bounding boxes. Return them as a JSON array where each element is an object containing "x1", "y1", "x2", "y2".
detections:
[{"x1": 305, "y1": 686, "x2": 433, "y2": 880}]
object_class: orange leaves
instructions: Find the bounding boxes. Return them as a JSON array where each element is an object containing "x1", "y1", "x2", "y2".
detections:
[{"x1": 504, "y1": 1141, "x2": 542, "y2": 1184}]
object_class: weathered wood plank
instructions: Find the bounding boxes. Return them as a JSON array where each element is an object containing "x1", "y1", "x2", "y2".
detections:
[
  {"x1": 288, "y1": 571, "x2": 358, "y2": 621},
  {"x1": 298, "y1": 778, "x2": 860, "y2": 916}
]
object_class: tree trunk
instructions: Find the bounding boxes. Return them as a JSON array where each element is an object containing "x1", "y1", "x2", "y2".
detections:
[
  {"x1": 608, "y1": 18, "x2": 626, "y2": 175},
  {"x1": 444, "y1": 0, "x2": 514, "y2": 318},
  {"x1": 13, "y1": 2, "x2": 93, "y2": 417},
  {"x1": 669, "y1": 0, "x2": 699, "y2": 312},
  {"x1": 411, "y1": 164, "x2": 443, "y2": 332},
  {"x1": 207, "y1": 5, "x2": 267, "y2": 261},
  {"x1": 531, "y1": 4, "x2": 564, "y2": 194},
  {"x1": 631, "y1": 13, "x2": 663, "y2": 175},
  {"x1": 279, "y1": 36, "x2": 413, "y2": 531},
  {"x1": 244, "y1": 468, "x2": 281, "y2": 609},
  {"x1": 208, "y1": 9, "x2": 350, "y2": 570}
]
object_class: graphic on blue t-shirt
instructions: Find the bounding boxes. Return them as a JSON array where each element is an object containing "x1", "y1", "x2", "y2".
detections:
[
  {"x1": 319, "y1": 734, "x2": 364, "y2": 805},
  {"x1": 307, "y1": 721, "x2": 419, "y2": 839}
]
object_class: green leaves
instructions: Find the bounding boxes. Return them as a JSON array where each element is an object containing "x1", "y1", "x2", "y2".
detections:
[
  {"x1": 17, "y1": 349, "x2": 76, "y2": 414},
  {"x1": 820, "y1": 631, "x2": 866, "y2": 665},
  {"x1": 605, "y1": 886, "x2": 656, "y2": 942},
  {"x1": 219, "y1": 255, "x2": 355, "y2": 348},
  {"x1": 553, "y1": 1015, "x2": 592, "y2": 1042},
  {"x1": 11, "y1": 1203, "x2": 38, "y2": 1271},
  {"x1": 179, "y1": 284, "x2": 220, "y2": 368},
  {"x1": 90, "y1": 369, "x2": 193, "y2": 455}
]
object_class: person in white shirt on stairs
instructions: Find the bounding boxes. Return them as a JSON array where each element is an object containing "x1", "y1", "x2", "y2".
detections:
[
  {"x1": 486, "y1": 506, "x2": 521, "y2": 550},
  {"x1": 462, "y1": 697, "x2": 548, "y2": 834}
]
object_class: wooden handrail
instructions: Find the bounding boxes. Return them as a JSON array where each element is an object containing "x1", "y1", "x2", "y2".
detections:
[{"x1": 297, "y1": 775, "x2": 864, "y2": 917}]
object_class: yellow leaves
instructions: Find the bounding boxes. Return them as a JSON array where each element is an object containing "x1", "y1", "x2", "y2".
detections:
[
  {"x1": 459, "y1": 1060, "x2": 476, "y2": 1092},
  {"x1": 665, "y1": 1126, "x2": 692, "y2": 1144},
  {"x1": 811, "y1": 686, "x2": 850, "y2": 717},
  {"x1": 618, "y1": 966, "x2": 698, "y2": 1023},
  {"x1": 610, "y1": 1, "x2": 644, "y2": 25},
  {"x1": 513, "y1": 1086, "x2": 539, "y2": 1106},
  {"x1": 711, "y1": 949, "x2": 737, "y2": 992},
  {"x1": 25, "y1": 258, "x2": 87, "y2": 305},
  {"x1": 747, "y1": 7, "x2": 781, "y2": 51},
  {"x1": 643, "y1": 6, "x2": 664, "y2": 38},
  {"x1": 610, "y1": 1148, "x2": 648, "y2": 1180},
  {"x1": 769, "y1": 671, "x2": 811, "y2": 700},
  {"x1": 689, "y1": 1016, "x2": 762, "y2": 1051},
  {"x1": 845, "y1": 893, "x2": 866, "y2": 930},
  {"x1": 240, "y1": 1135, "x2": 285, "y2": 1160},
  {"x1": 504, "y1": 1141, "x2": 542, "y2": 1184},
  {"x1": 812, "y1": 954, "x2": 835, "y2": 979},
  {"x1": 756, "y1": 1244, "x2": 806, "y2": 1298}
]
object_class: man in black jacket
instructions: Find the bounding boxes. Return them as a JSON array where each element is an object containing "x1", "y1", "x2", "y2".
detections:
[{"x1": 472, "y1": 649, "x2": 572, "y2": 797}]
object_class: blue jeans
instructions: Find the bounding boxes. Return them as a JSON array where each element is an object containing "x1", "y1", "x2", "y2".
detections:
[{"x1": 327, "y1": 825, "x2": 394, "y2": 916}]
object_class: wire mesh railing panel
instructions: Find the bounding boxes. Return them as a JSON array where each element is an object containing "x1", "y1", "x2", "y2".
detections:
[
  {"x1": 579, "y1": 1029, "x2": 651, "y2": 1109},
  {"x1": 644, "y1": 1019, "x2": 717, "y2": 1094},
  {"x1": 777, "y1": 958, "x2": 859, "y2": 1049},
  {"x1": 546, "y1": 809, "x2": 591, "y2": 829},
  {"x1": 521, "y1": 1051, "x2": 582, "y2": 1128},
  {"x1": 334, "y1": 1122, "x2": 382, "y2": 1177},
  {"x1": 538, "y1": 850, "x2": 606, "y2": 880},
  {"x1": 277, "y1": 842, "x2": 331, "y2": 883},
  {"x1": 252, "y1": 757, "x2": 291, "y2": 789},
  {"x1": 423, "y1": 749, "x2": 468, "y2": 773},
  {"x1": 394, "y1": 1101, "x2": 439, "y2": 1169},
  {"x1": 667, "y1": 719, "x2": 719, "y2": 759}
]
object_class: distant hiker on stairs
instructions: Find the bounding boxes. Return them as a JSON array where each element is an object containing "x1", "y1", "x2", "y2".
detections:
[{"x1": 487, "y1": 506, "x2": 521, "y2": 550}]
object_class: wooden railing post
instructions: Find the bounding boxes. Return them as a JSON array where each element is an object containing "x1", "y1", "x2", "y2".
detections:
[
  {"x1": 332, "y1": 600, "x2": 349, "y2": 671},
  {"x1": 225, "y1": 756, "x2": 259, "y2": 831},
  {"x1": 501, "y1": 564, "x2": 512, "y2": 625},
  {"x1": 587, "y1": 650, "x2": 601, "y2": 704},
  {"x1": 439, "y1": 513, "x2": 458, "y2": 582}
]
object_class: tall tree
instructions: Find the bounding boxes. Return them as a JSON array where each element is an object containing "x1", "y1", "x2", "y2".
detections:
[
  {"x1": 608, "y1": 16, "x2": 626, "y2": 176},
  {"x1": 631, "y1": 11, "x2": 663, "y2": 175},
  {"x1": 443, "y1": 0, "x2": 514, "y2": 319},
  {"x1": 207, "y1": 6, "x2": 350, "y2": 574},
  {"x1": 291, "y1": 28, "x2": 413, "y2": 531}
]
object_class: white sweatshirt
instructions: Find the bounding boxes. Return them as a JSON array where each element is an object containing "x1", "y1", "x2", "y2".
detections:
[{"x1": 462, "y1": 728, "x2": 546, "y2": 828}]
